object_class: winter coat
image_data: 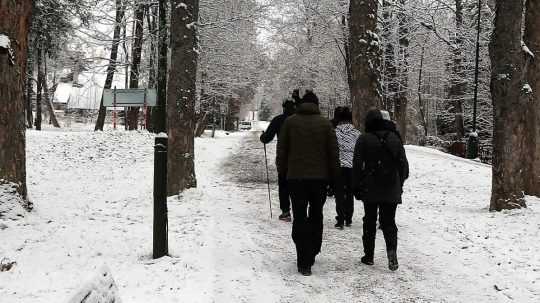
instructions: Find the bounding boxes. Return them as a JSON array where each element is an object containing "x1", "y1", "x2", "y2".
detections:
[
  {"x1": 335, "y1": 123, "x2": 361, "y2": 168},
  {"x1": 260, "y1": 112, "x2": 292, "y2": 144},
  {"x1": 277, "y1": 103, "x2": 340, "y2": 182},
  {"x1": 352, "y1": 119, "x2": 409, "y2": 204}
]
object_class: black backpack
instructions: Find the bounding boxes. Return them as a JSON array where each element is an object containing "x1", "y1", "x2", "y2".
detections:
[{"x1": 368, "y1": 132, "x2": 399, "y2": 187}]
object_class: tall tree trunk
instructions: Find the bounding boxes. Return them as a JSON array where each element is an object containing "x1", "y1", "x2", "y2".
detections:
[
  {"x1": 0, "y1": 0, "x2": 32, "y2": 198},
  {"x1": 382, "y1": 0, "x2": 397, "y2": 113},
  {"x1": 147, "y1": 5, "x2": 157, "y2": 89},
  {"x1": 441, "y1": 0, "x2": 466, "y2": 138},
  {"x1": 26, "y1": 46, "x2": 34, "y2": 128},
  {"x1": 43, "y1": 53, "x2": 60, "y2": 128},
  {"x1": 127, "y1": 3, "x2": 145, "y2": 130},
  {"x1": 524, "y1": 0, "x2": 540, "y2": 197},
  {"x1": 167, "y1": 0, "x2": 199, "y2": 195},
  {"x1": 35, "y1": 43, "x2": 43, "y2": 130},
  {"x1": 418, "y1": 43, "x2": 428, "y2": 137},
  {"x1": 153, "y1": 0, "x2": 168, "y2": 134},
  {"x1": 489, "y1": 0, "x2": 530, "y2": 211},
  {"x1": 349, "y1": 0, "x2": 382, "y2": 130},
  {"x1": 342, "y1": 15, "x2": 352, "y2": 102},
  {"x1": 395, "y1": 0, "x2": 409, "y2": 142},
  {"x1": 95, "y1": 0, "x2": 125, "y2": 131},
  {"x1": 146, "y1": 4, "x2": 158, "y2": 131}
]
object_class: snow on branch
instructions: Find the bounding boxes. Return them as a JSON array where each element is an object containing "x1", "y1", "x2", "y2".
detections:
[{"x1": 522, "y1": 41, "x2": 535, "y2": 59}]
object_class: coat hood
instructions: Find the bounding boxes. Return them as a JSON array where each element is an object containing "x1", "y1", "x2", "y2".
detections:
[{"x1": 296, "y1": 103, "x2": 321, "y2": 115}]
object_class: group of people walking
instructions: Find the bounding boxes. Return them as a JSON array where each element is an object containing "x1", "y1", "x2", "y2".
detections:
[{"x1": 260, "y1": 89, "x2": 409, "y2": 276}]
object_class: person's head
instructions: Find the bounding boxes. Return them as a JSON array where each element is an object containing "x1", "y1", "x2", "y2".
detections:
[
  {"x1": 337, "y1": 107, "x2": 353, "y2": 124},
  {"x1": 301, "y1": 90, "x2": 319, "y2": 105},
  {"x1": 365, "y1": 108, "x2": 383, "y2": 132},
  {"x1": 282, "y1": 99, "x2": 295, "y2": 115},
  {"x1": 333, "y1": 106, "x2": 344, "y2": 120}
]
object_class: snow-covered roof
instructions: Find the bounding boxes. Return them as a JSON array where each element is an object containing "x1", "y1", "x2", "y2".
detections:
[{"x1": 53, "y1": 72, "x2": 127, "y2": 109}]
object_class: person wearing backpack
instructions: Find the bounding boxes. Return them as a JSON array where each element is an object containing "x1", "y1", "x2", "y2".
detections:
[{"x1": 352, "y1": 109, "x2": 409, "y2": 271}]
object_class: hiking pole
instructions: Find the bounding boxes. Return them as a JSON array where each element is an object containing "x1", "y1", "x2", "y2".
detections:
[{"x1": 263, "y1": 143, "x2": 273, "y2": 219}]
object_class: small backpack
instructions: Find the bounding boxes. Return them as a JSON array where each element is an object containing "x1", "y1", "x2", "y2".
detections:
[{"x1": 369, "y1": 132, "x2": 399, "y2": 187}]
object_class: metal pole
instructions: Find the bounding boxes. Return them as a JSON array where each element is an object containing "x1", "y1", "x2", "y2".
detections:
[
  {"x1": 153, "y1": 135, "x2": 168, "y2": 258},
  {"x1": 263, "y1": 144, "x2": 273, "y2": 219}
]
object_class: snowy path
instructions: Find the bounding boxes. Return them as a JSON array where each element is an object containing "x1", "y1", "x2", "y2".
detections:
[{"x1": 1, "y1": 130, "x2": 539, "y2": 302}]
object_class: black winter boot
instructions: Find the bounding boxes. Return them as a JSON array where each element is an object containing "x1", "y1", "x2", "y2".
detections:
[
  {"x1": 387, "y1": 250, "x2": 399, "y2": 271},
  {"x1": 361, "y1": 255, "x2": 374, "y2": 265},
  {"x1": 298, "y1": 266, "x2": 312, "y2": 276}
]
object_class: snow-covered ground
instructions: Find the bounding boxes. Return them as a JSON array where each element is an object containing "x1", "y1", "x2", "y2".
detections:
[{"x1": 1, "y1": 129, "x2": 539, "y2": 302}]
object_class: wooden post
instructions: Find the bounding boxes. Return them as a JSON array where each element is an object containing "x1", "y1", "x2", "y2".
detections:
[
  {"x1": 153, "y1": 135, "x2": 168, "y2": 258},
  {"x1": 113, "y1": 87, "x2": 117, "y2": 130},
  {"x1": 143, "y1": 88, "x2": 148, "y2": 130}
]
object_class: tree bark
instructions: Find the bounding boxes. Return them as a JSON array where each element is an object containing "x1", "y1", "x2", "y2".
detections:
[
  {"x1": 127, "y1": 3, "x2": 145, "y2": 130},
  {"x1": 349, "y1": 0, "x2": 382, "y2": 130},
  {"x1": 0, "y1": 0, "x2": 32, "y2": 198},
  {"x1": 489, "y1": 0, "x2": 529, "y2": 211},
  {"x1": 524, "y1": 0, "x2": 540, "y2": 197},
  {"x1": 395, "y1": 0, "x2": 409, "y2": 142},
  {"x1": 95, "y1": 0, "x2": 125, "y2": 131},
  {"x1": 153, "y1": 0, "x2": 168, "y2": 134},
  {"x1": 167, "y1": 0, "x2": 199, "y2": 195}
]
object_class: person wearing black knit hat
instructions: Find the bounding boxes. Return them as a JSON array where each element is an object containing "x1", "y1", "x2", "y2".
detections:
[
  {"x1": 260, "y1": 99, "x2": 296, "y2": 222},
  {"x1": 277, "y1": 90, "x2": 340, "y2": 276}
]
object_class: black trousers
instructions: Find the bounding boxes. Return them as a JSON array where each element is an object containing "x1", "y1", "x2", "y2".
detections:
[
  {"x1": 362, "y1": 203, "x2": 398, "y2": 257},
  {"x1": 278, "y1": 173, "x2": 291, "y2": 213},
  {"x1": 289, "y1": 179, "x2": 327, "y2": 268},
  {"x1": 335, "y1": 167, "x2": 354, "y2": 224}
]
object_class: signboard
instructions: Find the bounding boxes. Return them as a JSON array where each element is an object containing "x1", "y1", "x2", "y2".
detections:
[{"x1": 103, "y1": 88, "x2": 157, "y2": 107}]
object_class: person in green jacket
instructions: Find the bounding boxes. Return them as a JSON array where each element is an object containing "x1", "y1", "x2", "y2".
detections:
[{"x1": 277, "y1": 90, "x2": 340, "y2": 276}]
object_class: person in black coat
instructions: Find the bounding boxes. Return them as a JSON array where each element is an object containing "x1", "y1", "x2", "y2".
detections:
[
  {"x1": 352, "y1": 109, "x2": 409, "y2": 271},
  {"x1": 260, "y1": 99, "x2": 296, "y2": 221}
]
